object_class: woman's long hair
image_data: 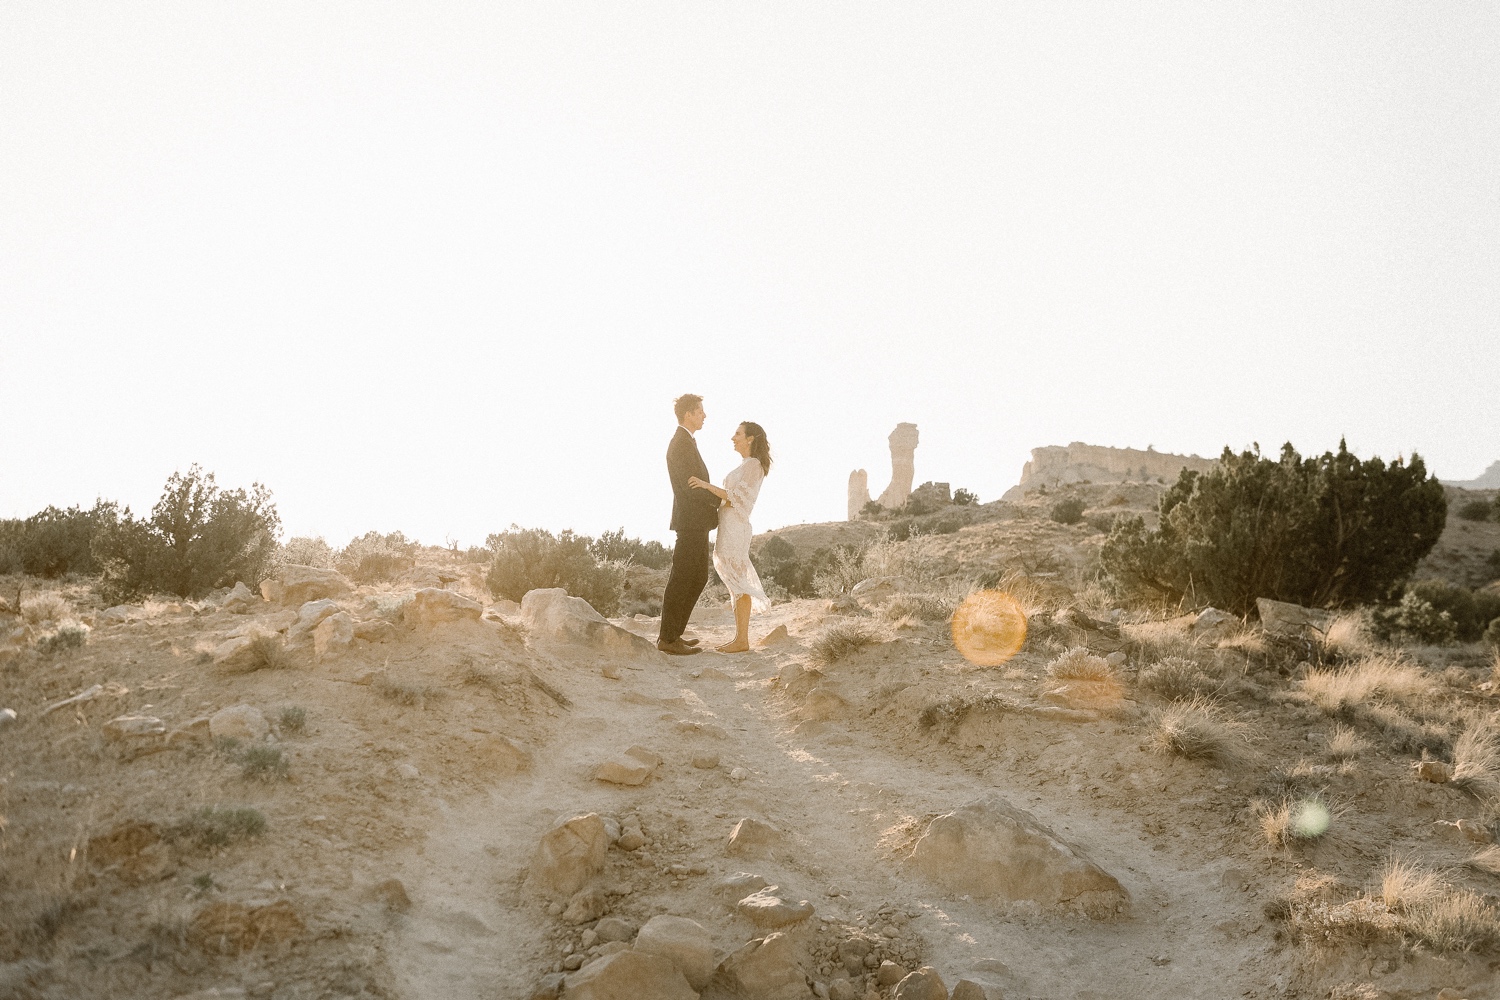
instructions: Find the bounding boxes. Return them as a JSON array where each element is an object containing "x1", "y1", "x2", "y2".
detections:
[{"x1": 741, "y1": 421, "x2": 772, "y2": 475}]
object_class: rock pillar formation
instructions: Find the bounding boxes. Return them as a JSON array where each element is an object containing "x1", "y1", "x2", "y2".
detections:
[{"x1": 848, "y1": 423, "x2": 920, "y2": 520}]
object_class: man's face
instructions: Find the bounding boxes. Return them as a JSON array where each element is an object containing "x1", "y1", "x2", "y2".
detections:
[{"x1": 683, "y1": 406, "x2": 706, "y2": 432}]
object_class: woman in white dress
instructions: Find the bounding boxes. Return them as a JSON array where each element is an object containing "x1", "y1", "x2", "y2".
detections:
[{"x1": 688, "y1": 421, "x2": 771, "y2": 653}]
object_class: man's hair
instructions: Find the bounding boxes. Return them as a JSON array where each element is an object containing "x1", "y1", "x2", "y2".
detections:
[{"x1": 674, "y1": 394, "x2": 704, "y2": 421}]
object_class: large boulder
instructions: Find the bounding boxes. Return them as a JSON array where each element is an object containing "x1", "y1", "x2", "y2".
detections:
[
  {"x1": 521, "y1": 589, "x2": 657, "y2": 657},
  {"x1": 531, "y1": 813, "x2": 609, "y2": 896},
  {"x1": 407, "y1": 588, "x2": 484, "y2": 627},
  {"x1": 565, "y1": 950, "x2": 697, "y2": 1000},
  {"x1": 220, "y1": 582, "x2": 258, "y2": 614},
  {"x1": 286, "y1": 599, "x2": 341, "y2": 645},
  {"x1": 260, "y1": 565, "x2": 351, "y2": 606},
  {"x1": 911, "y1": 796, "x2": 1128, "y2": 919},
  {"x1": 633, "y1": 915, "x2": 716, "y2": 991},
  {"x1": 713, "y1": 933, "x2": 811, "y2": 1000},
  {"x1": 736, "y1": 887, "x2": 814, "y2": 929},
  {"x1": 313, "y1": 612, "x2": 355, "y2": 660},
  {"x1": 210, "y1": 704, "x2": 269, "y2": 742},
  {"x1": 1256, "y1": 598, "x2": 1331, "y2": 638}
]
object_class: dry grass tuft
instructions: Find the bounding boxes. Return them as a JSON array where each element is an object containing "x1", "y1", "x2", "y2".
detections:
[
  {"x1": 374, "y1": 674, "x2": 444, "y2": 708},
  {"x1": 1324, "y1": 724, "x2": 1368, "y2": 765},
  {"x1": 1045, "y1": 646, "x2": 1115, "y2": 681},
  {"x1": 173, "y1": 806, "x2": 266, "y2": 847},
  {"x1": 1379, "y1": 857, "x2": 1445, "y2": 913},
  {"x1": 1138, "y1": 655, "x2": 1220, "y2": 700},
  {"x1": 918, "y1": 693, "x2": 1022, "y2": 731},
  {"x1": 881, "y1": 593, "x2": 956, "y2": 624},
  {"x1": 247, "y1": 633, "x2": 290, "y2": 671},
  {"x1": 1322, "y1": 612, "x2": 1377, "y2": 660},
  {"x1": 1257, "y1": 796, "x2": 1332, "y2": 847},
  {"x1": 1468, "y1": 845, "x2": 1500, "y2": 876},
  {"x1": 277, "y1": 706, "x2": 306, "y2": 734},
  {"x1": 810, "y1": 619, "x2": 889, "y2": 666},
  {"x1": 1301, "y1": 655, "x2": 1438, "y2": 715},
  {"x1": 1405, "y1": 888, "x2": 1500, "y2": 952},
  {"x1": 1145, "y1": 696, "x2": 1250, "y2": 767},
  {"x1": 1450, "y1": 719, "x2": 1500, "y2": 801},
  {"x1": 20, "y1": 592, "x2": 72, "y2": 625}
]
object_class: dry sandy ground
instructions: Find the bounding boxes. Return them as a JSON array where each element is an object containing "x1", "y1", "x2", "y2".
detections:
[{"x1": 3, "y1": 519, "x2": 1499, "y2": 999}]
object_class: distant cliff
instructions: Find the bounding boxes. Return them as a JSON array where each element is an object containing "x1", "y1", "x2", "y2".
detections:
[
  {"x1": 1002, "y1": 442, "x2": 1216, "y2": 500},
  {"x1": 1443, "y1": 460, "x2": 1500, "y2": 490}
]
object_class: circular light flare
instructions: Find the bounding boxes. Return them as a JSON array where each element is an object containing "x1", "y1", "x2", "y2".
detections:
[
  {"x1": 1292, "y1": 799, "x2": 1331, "y2": 839},
  {"x1": 951, "y1": 590, "x2": 1028, "y2": 666}
]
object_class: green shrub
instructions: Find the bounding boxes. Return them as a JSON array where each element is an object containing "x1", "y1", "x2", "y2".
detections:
[
  {"x1": 175, "y1": 806, "x2": 266, "y2": 847},
  {"x1": 239, "y1": 746, "x2": 289, "y2": 782},
  {"x1": 1049, "y1": 497, "x2": 1085, "y2": 525},
  {"x1": 1101, "y1": 441, "x2": 1446, "y2": 615},
  {"x1": 484, "y1": 527, "x2": 625, "y2": 615},
  {"x1": 953, "y1": 488, "x2": 979, "y2": 506},
  {"x1": 1376, "y1": 592, "x2": 1458, "y2": 645},
  {"x1": 92, "y1": 466, "x2": 280, "y2": 602},
  {"x1": 0, "y1": 501, "x2": 121, "y2": 578},
  {"x1": 277, "y1": 706, "x2": 306, "y2": 734},
  {"x1": 1458, "y1": 499, "x2": 1494, "y2": 522},
  {"x1": 36, "y1": 621, "x2": 89, "y2": 655},
  {"x1": 336, "y1": 531, "x2": 417, "y2": 583},
  {"x1": 1404, "y1": 579, "x2": 1500, "y2": 642},
  {"x1": 588, "y1": 529, "x2": 672, "y2": 569},
  {"x1": 751, "y1": 537, "x2": 840, "y2": 599}
]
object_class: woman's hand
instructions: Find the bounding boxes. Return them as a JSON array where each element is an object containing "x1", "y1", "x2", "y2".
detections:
[{"x1": 688, "y1": 476, "x2": 710, "y2": 490}]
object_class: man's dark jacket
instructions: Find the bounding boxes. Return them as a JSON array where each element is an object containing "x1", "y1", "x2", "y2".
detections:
[{"x1": 667, "y1": 427, "x2": 720, "y2": 533}]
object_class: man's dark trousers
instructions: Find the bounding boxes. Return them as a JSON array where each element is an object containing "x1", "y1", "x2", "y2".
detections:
[
  {"x1": 660, "y1": 528, "x2": 710, "y2": 643},
  {"x1": 660, "y1": 425, "x2": 719, "y2": 643}
]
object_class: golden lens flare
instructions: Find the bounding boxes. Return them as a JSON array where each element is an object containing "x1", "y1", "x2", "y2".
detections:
[{"x1": 951, "y1": 590, "x2": 1028, "y2": 666}]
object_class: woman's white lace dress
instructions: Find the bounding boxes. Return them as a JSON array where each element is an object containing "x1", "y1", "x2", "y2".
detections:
[{"x1": 713, "y1": 458, "x2": 769, "y2": 612}]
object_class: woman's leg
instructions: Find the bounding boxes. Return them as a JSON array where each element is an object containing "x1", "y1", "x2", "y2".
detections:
[{"x1": 717, "y1": 594, "x2": 752, "y2": 652}]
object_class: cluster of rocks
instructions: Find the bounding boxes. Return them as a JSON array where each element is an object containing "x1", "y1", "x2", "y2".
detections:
[{"x1": 98, "y1": 701, "x2": 285, "y2": 760}]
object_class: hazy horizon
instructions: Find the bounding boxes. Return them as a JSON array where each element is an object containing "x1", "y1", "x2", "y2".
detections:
[{"x1": 5, "y1": 4, "x2": 1497, "y2": 547}]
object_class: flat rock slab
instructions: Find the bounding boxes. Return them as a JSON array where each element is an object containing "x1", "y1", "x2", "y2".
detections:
[
  {"x1": 727, "y1": 817, "x2": 783, "y2": 856},
  {"x1": 408, "y1": 588, "x2": 484, "y2": 626},
  {"x1": 522, "y1": 588, "x2": 658, "y2": 657},
  {"x1": 261, "y1": 565, "x2": 351, "y2": 606},
  {"x1": 737, "y1": 887, "x2": 814, "y2": 928},
  {"x1": 593, "y1": 746, "x2": 662, "y2": 785},
  {"x1": 209, "y1": 704, "x2": 268, "y2": 742},
  {"x1": 911, "y1": 794, "x2": 1129, "y2": 919}
]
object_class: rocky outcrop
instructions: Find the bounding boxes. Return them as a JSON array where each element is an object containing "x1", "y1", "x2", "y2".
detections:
[
  {"x1": 911, "y1": 795, "x2": 1128, "y2": 918},
  {"x1": 848, "y1": 423, "x2": 920, "y2": 519},
  {"x1": 1002, "y1": 442, "x2": 1216, "y2": 500},
  {"x1": 521, "y1": 589, "x2": 657, "y2": 657},
  {"x1": 259, "y1": 565, "x2": 351, "y2": 606},
  {"x1": 1443, "y1": 460, "x2": 1500, "y2": 489},
  {"x1": 407, "y1": 588, "x2": 484, "y2": 627}
]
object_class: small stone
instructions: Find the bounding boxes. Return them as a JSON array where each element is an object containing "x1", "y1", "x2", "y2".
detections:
[
  {"x1": 757, "y1": 624, "x2": 792, "y2": 646},
  {"x1": 730, "y1": 767, "x2": 750, "y2": 781},
  {"x1": 951, "y1": 980, "x2": 997, "y2": 1000},
  {"x1": 0, "y1": 707, "x2": 16, "y2": 729},
  {"x1": 396, "y1": 763, "x2": 420, "y2": 780},
  {"x1": 727, "y1": 817, "x2": 783, "y2": 856},
  {"x1": 716, "y1": 872, "x2": 770, "y2": 897},
  {"x1": 562, "y1": 954, "x2": 585, "y2": 971},
  {"x1": 166, "y1": 716, "x2": 212, "y2": 747},
  {"x1": 692, "y1": 754, "x2": 720, "y2": 769},
  {"x1": 616, "y1": 829, "x2": 647, "y2": 852},
  {"x1": 876, "y1": 961, "x2": 908, "y2": 986},
  {"x1": 210, "y1": 704, "x2": 269, "y2": 742},
  {"x1": 593, "y1": 747, "x2": 662, "y2": 786},
  {"x1": 737, "y1": 887, "x2": 814, "y2": 928},
  {"x1": 562, "y1": 889, "x2": 608, "y2": 925},
  {"x1": 313, "y1": 612, "x2": 354, "y2": 661},
  {"x1": 1416, "y1": 759, "x2": 1453, "y2": 783},
  {"x1": 601, "y1": 663, "x2": 622, "y2": 680},
  {"x1": 102, "y1": 715, "x2": 166, "y2": 741},
  {"x1": 893, "y1": 967, "x2": 947, "y2": 1000},
  {"x1": 1456, "y1": 819, "x2": 1495, "y2": 844},
  {"x1": 594, "y1": 916, "x2": 637, "y2": 942},
  {"x1": 221, "y1": 581, "x2": 258, "y2": 613},
  {"x1": 547, "y1": 902, "x2": 564, "y2": 916},
  {"x1": 830, "y1": 980, "x2": 860, "y2": 1000},
  {"x1": 368, "y1": 878, "x2": 412, "y2": 912},
  {"x1": 532, "y1": 814, "x2": 610, "y2": 896}
]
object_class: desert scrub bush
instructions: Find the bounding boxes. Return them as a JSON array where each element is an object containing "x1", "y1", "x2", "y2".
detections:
[
  {"x1": 239, "y1": 746, "x2": 289, "y2": 782},
  {"x1": 810, "y1": 620, "x2": 888, "y2": 666},
  {"x1": 0, "y1": 501, "x2": 121, "y2": 578},
  {"x1": 20, "y1": 591, "x2": 73, "y2": 625},
  {"x1": 1450, "y1": 719, "x2": 1500, "y2": 801},
  {"x1": 1045, "y1": 647, "x2": 1114, "y2": 681},
  {"x1": 223, "y1": 633, "x2": 290, "y2": 673},
  {"x1": 587, "y1": 528, "x2": 672, "y2": 569},
  {"x1": 1049, "y1": 497, "x2": 1085, "y2": 525},
  {"x1": 953, "y1": 488, "x2": 979, "y2": 506},
  {"x1": 1458, "y1": 499, "x2": 1494, "y2": 522},
  {"x1": 279, "y1": 535, "x2": 334, "y2": 569},
  {"x1": 174, "y1": 806, "x2": 266, "y2": 847},
  {"x1": 1101, "y1": 441, "x2": 1446, "y2": 615},
  {"x1": 485, "y1": 527, "x2": 625, "y2": 615},
  {"x1": 92, "y1": 465, "x2": 280, "y2": 601},
  {"x1": 374, "y1": 674, "x2": 444, "y2": 708},
  {"x1": 918, "y1": 693, "x2": 1021, "y2": 731},
  {"x1": 277, "y1": 706, "x2": 306, "y2": 734},
  {"x1": 36, "y1": 621, "x2": 89, "y2": 655},
  {"x1": 881, "y1": 592, "x2": 955, "y2": 624},
  {"x1": 1137, "y1": 656, "x2": 1220, "y2": 699},
  {"x1": 1145, "y1": 696, "x2": 1249, "y2": 767},
  {"x1": 1321, "y1": 612, "x2": 1376, "y2": 661},
  {"x1": 1301, "y1": 656, "x2": 1437, "y2": 715},
  {"x1": 812, "y1": 544, "x2": 871, "y2": 598},
  {"x1": 1379, "y1": 857, "x2": 1500, "y2": 952},
  {"x1": 336, "y1": 530, "x2": 417, "y2": 583}
]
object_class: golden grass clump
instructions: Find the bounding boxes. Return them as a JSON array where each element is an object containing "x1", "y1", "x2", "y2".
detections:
[
  {"x1": 1045, "y1": 646, "x2": 1114, "y2": 681},
  {"x1": 1145, "y1": 696, "x2": 1250, "y2": 767},
  {"x1": 881, "y1": 593, "x2": 956, "y2": 624},
  {"x1": 1323, "y1": 724, "x2": 1368, "y2": 765},
  {"x1": 810, "y1": 619, "x2": 889, "y2": 666},
  {"x1": 373, "y1": 674, "x2": 444, "y2": 708},
  {"x1": 1258, "y1": 796, "x2": 1332, "y2": 847},
  {"x1": 1449, "y1": 718, "x2": 1500, "y2": 801},
  {"x1": 1137, "y1": 655, "x2": 1220, "y2": 700},
  {"x1": 20, "y1": 592, "x2": 72, "y2": 625},
  {"x1": 1301, "y1": 655, "x2": 1437, "y2": 715},
  {"x1": 1120, "y1": 619, "x2": 1200, "y2": 663},
  {"x1": 1322, "y1": 612, "x2": 1376, "y2": 660}
]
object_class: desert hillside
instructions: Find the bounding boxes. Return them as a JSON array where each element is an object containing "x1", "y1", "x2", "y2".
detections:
[{"x1": 3, "y1": 485, "x2": 1500, "y2": 1000}]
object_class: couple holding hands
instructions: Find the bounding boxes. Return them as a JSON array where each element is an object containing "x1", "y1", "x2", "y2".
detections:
[{"x1": 656, "y1": 393, "x2": 772, "y2": 656}]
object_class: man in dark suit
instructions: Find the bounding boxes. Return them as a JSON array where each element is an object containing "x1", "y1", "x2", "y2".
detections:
[{"x1": 658, "y1": 394, "x2": 719, "y2": 655}]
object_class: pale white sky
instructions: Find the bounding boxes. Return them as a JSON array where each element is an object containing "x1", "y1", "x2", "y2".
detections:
[{"x1": 3, "y1": 3, "x2": 1497, "y2": 546}]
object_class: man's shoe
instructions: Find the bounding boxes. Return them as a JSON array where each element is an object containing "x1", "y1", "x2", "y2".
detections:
[
  {"x1": 683, "y1": 637, "x2": 701, "y2": 646},
  {"x1": 656, "y1": 638, "x2": 701, "y2": 656}
]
